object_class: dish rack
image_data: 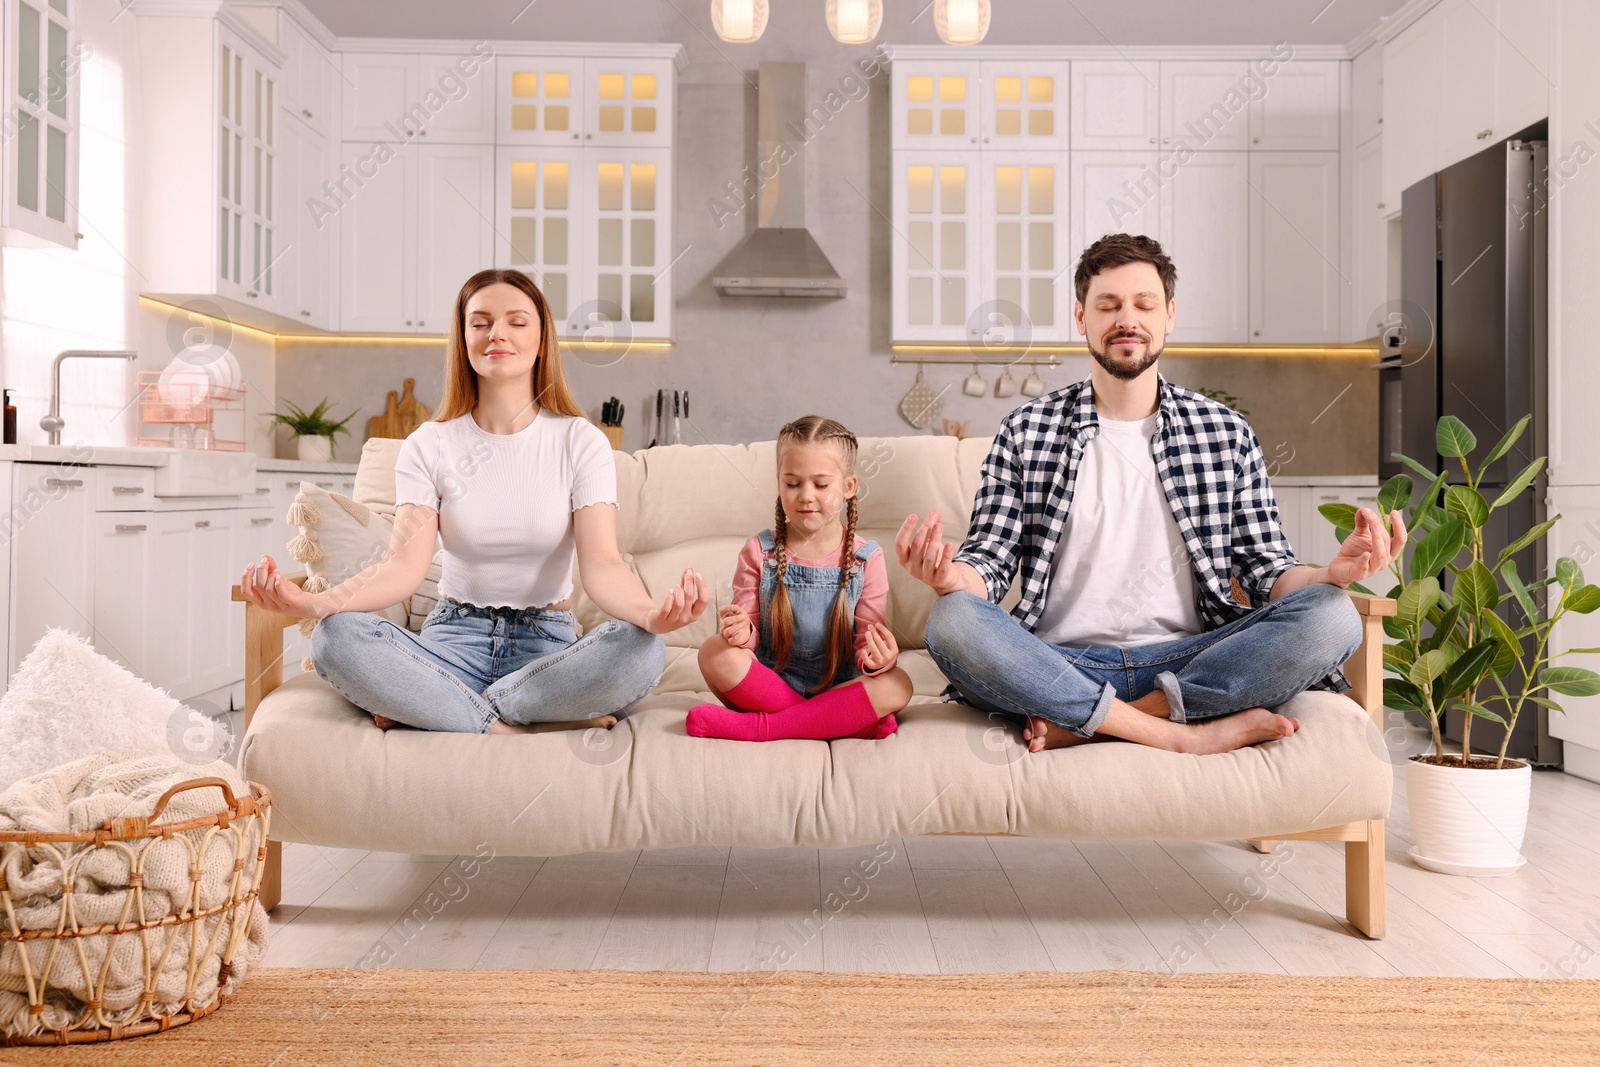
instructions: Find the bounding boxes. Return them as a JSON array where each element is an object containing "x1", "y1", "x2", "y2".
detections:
[{"x1": 135, "y1": 370, "x2": 247, "y2": 452}]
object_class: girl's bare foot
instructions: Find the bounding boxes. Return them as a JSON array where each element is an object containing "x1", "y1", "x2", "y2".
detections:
[
  {"x1": 488, "y1": 715, "x2": 618, "y2": 735},
  {"x1": 372, "y1": 714, "x2": 397, "y2": 730}
]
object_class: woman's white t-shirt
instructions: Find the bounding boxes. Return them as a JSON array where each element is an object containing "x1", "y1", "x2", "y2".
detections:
[{"x1": 393, "y1": 410, "x2": 617, "y2": 609}]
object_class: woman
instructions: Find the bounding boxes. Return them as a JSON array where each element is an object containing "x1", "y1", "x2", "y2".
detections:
[{"x1": 239, "y1": 268, "x2": 709, "y2": 733}]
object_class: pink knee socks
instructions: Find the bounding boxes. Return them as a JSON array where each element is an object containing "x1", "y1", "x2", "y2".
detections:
[
  {"x1": 722, "y1": 660, "x2": 805, "y2": 713},
  {"x1": 687, "y1": 680, "x2": 897, "y2": 742}
]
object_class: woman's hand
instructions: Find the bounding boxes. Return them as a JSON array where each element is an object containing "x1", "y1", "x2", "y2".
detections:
[
  {"x1": 641, "y1": 567, "x2": 711, "y2": 635},
  {"x1": 719, "y1": 603, "x2": 753, "y2": 646},
  {"x1": 861, "y1": 622, "x2": 899, "y2": 673},
  {"x1": 239, "y1": 554, "x2": 327, "y2": 621}
]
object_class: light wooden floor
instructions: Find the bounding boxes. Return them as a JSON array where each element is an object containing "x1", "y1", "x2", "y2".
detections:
[{"x1": 256, "y1": 727, "x2": 1600, "y2": 978}]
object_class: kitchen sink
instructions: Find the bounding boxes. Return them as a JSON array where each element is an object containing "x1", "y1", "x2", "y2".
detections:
[{"x1": 152, "y1": 449, "x2": 256, "y2": 497}]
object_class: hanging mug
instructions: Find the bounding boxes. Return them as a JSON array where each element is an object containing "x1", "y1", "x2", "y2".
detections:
[
  {"x1": 1021, "y1": 370, "x2": 1048, "y2": 398},
  {"x1": 994, "y1": 369, "x2": 1017, "y2": 398},
  {"x1": 963, "y1": 365, "x2": 987, "y2": 397}
]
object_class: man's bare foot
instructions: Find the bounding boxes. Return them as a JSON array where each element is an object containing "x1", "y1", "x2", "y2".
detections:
[
  {"x1": 1127, "y1": 690, "x2": 1171, "y2": 718},
  {"x1": 1023, "y1": 716, "x2": 1106, "y2": 752},
  {"x1": 1170, "y1": 708, "x2": 1298, "y2": 754},
  {"x1": 488, "y1": 715, "x2": 619, "y2": 735},
  {"x1": 372, "y1": 714, "x2": 397, "y2": 730}
]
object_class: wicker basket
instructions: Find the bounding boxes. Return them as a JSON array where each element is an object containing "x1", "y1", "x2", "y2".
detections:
[{"x1": 0, "y1": 777, "x2": 272, "y2": 1045}]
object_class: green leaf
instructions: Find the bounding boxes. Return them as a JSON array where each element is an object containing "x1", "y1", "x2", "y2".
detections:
[
  {"x1": 1566, "y1": 586, "x2": 1600, "y2": 614},
  {"x1": 1396, "y1": 577, "x2": 1441, "y2": 632},
  {"x1": 1445, "y1": 484, "x2": 1490, "y2": 529},
  {"x1": 1452, "y1": 560, "x2": 1500, "y2": 615},
  {"x1": 1349, "y1": 580, "x2": 1375, "y2": 596},
  {"x1": 1383, "y1": 678, "x2": 1428, "y2": 712},
  {"x1": 1560, "y1": 647, "x2": 1600, "y2": 654},
  {"x1": 1318, "y1": 502, "x2": 1359, "y2": 529},
  {"x1": 1524, "y1": 695, "x2": 1565, "y2": 713},
  {"x1": 1377, "y1": 474, "x2": 1415, "y2": 518},
  {"x1": 1438, "y1": 640, "x2": 1498, "y2": 699},
  {"x1": 1421, "y1": 604, "x2": 1462, "y2": 654},
  {"x1": 1481, "y1": 610, "x2": 1523, "y2": 677},
  {"x1": 1409, "y1": 647, "x2": 1453, "y2": 689},
  {"x1": 1497, "y1": 516, "x2": 1562, "y2": 568},
  {"x1": 1490, "y1": 457, "x2": 1547, "y2": 509},
  {"x1": 1437, "y1": 416, "x2": 1478, "y2": 459},
  {"x1": 1382, "y1": 614, "x2": 1408, "y2": 641},
  {"x1": 1414, "y1": 469, "x2": 1451, "y2": 515},
  {"x1": 1457, "y1": 703, "x2": 1509, "y2": 725},
  {"x1": 1481, "y1": 415, "x2": 1532, "y2": 469},
  {"x1": 1392, "y1": 453, "x2": 1441, "y2": 483},
  {"x1": 1411, "y1": 515, "x2": 1468, "y2": 579},
  {"x1": 1557, "y1": 556, "x2": 1586, "y2": 590},
  {"x1": 1539, "y1": 666, "x2": 1600, "y2": 697},
  {"x1": 1383, "y1": 643, "x2": 1416, "y2": 670},
  {"x1": 1501, "y1": 560, "x2": 1539, "y2": 626}
]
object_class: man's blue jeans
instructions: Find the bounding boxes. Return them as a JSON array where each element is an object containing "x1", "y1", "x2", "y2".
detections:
[{"x1": 923, "y1": 583, "x2": 1364, "y2": 738}]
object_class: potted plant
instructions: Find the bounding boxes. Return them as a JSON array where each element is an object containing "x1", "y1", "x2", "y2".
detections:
[
  {"x1": 269, "y1": 398, "x2": 357, "y2": 462},
  {"x1": 1321, "y1": 414, "x2": 1600, "y2": 876}
]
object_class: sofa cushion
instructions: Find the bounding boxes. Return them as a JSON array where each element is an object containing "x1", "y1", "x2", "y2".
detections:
[
  {"x1": 240, "y1": 675, "x2": 1392, "y2": 856},
  {"x1": 285, "y1": 482, "x2": 409, "y2": 630}
]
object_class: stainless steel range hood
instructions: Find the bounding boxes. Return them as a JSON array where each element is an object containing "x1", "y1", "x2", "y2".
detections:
[{"x1": 713, "y1": 62, "x2": 847, "y2": 299}]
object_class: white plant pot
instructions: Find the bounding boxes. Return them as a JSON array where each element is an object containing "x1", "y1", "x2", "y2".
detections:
[
  {"x1": 295, "y1": 435, "x2": 333, "y2": 462},
  {"x1": 1404, "y1": 755, "x2": 1531, "y2": 876}
]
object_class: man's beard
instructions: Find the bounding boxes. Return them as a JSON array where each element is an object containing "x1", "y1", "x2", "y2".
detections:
[{"x1": 1088, "y1": 330, "x2": 1164, "y2": 381}]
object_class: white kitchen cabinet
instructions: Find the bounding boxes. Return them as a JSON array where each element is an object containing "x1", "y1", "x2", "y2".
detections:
[
  {"x1": 978, "y1": 151, "x2": 1070, "y2": 342},
  {"x1": 218, "y1": 26, "x2": 280, "y2": 311},
  {"x1": 1350, "y1": 45, "x2": 1383, "y2": 148},
  {"x1": 978, "y1": 60, "x2": 1069, "y2": 151},
  {"x1": 2, "y1": 0, "x2": 80, "y2": 249},
  {"x1": 1069, "y1": 150, "x2": 1160, "y2": 299},
  {"x1": 1441, "y1": 0, "x2": 1501, "y2": 166},
  {"x1": 1249, "y1": 151, "x2": 1341, "y2": 344},
  {"x1": 1349, "y1": 135, "x2": 1387, "y2": 341},
  {"x1": 342, "y1": 50, "x2": 495, "y2": 145},
  {"x1": 92, "y1": 512, "x2": 189, "y2": 697},
  {"x1": 7, "y1": 463, "x2": 93, "y2": 681},
  {"x1": 1159, "y1": 152, "x2": 1250, "y2": 343},
  {"x1": 579, "y1": 147, "x2": 673, "y2": 339},
  {"x1": 892, "y1": 150, "x2": 982, "y2": 342},
  {"x1": 1381, "y1": 13, "x2": 1445, "y2": 214},
  {"x1": 338, "y1": 141, "x2": 493, "y2": 334},
  {"x1": 1303, "y1": 485, "x2": 1380, "y2": 568},
  {"x1": 1546, "y1": 486, "x2": 1600, "y2": 782},
  {"x1": 276, "y1": 9, "x2": 333, "y2": 137},
  {"x1": 278, "y1": 111, "x2": 332, "y2": 328},
  {"x1": 1070, "y1": 61, "x2": 1160, "y2": 151},
  {"x1": 496, "y1": 147, "x2": 585, "y2": 323},
  {"x1": 1248, "y1": 60, "x2": 1340, "y2": 151},
  {"x1": 1492, "y1": 0, "x2": 1550, "y2": 142},
  {"x1": 1160, "y1": 61, "x2": 1250, "y2": 152},
  {"x1": 583, "y1": 59, "x2": 674, "y2": 149},
  {"x1": 893, "y1": 59, "x2": 982, "y2": 150},
  {"x1": 1271, "y1": 484, "x2": 1309, "y2": 561},
  {"x1": 497, "y1": 55, "x2": 586, "y2": 146}
]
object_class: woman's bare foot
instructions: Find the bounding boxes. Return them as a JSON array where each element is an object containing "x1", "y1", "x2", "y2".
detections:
[{"x1": 488, "y1": 715, "x2": 618, "y2": 735}]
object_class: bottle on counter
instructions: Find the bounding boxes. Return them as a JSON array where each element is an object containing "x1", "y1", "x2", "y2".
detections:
[{"x1": 3, "y1": 389, "x2": 15, "y2": 445}]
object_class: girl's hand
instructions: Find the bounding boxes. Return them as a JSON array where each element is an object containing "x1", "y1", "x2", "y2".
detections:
[
  {"x1": 719, "y1": 603, "x2": 753, "y2": 646},
  {"x1": 642, "y1": 568, "x2": 711, "y2": 635},
  {"x1": 861, "y1": 622, "x2": 899, "y2": 673},
  {"x1": 239, "y1": 554, "x2": 327, "y2": 621}
]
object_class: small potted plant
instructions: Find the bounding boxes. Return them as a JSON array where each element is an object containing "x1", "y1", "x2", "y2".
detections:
[
  {"x1": 269, "y1": 398, "x2": 357, "y2": 462},
  {"x1": 1321, "y1": 414, "x2": 1600, "y2": 876}
]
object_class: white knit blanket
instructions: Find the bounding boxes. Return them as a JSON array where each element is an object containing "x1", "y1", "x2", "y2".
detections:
[{"x1": 0, "y1": 753, "x2": 271, "y2": 1037}]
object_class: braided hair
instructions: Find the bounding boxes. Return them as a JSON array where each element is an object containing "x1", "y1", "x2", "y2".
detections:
[{"x1": 767, "y1": 416, "x2": 861, "y2": 694}]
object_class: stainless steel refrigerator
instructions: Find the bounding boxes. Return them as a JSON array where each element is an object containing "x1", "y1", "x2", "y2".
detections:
[{"x1": 1386, "y1": 133, "x2": 1557, "y2": 765}]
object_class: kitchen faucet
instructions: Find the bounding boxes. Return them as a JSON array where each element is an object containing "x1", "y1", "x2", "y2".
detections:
[{"x1": 39, "y1": 350, "x2": 139, "y2": 445}]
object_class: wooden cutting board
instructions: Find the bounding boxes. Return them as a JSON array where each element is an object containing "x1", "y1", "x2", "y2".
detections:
[
  {"x1": 367, "y1": 390, "x2": 403, "y2": 439},
  {"x1": 395, "y1": 378, "x2": 431, "y2": 437}
]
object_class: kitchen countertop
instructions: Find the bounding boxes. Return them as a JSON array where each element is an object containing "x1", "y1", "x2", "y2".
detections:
[
  {"x1": 1271, "y1": 475, "x2": 1381, "y2": 487},
  {"x1": 257, "y1": 457, "x2": 359, "y2": 474},
  {"x1": 0, "y1": 444, "x2": 356, "y2": 476}
]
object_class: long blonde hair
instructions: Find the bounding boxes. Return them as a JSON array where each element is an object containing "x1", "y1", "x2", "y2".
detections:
[
  {"x1": 433, "y1": 268, "x2": 585, "y2": 422},
  {"x1": 767, "y1": 416, "x2": 861, "y2": 694}
]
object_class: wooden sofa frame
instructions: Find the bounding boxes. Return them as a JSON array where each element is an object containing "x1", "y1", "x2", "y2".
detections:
[{"x1": 232, "y1": 579, "x2": 1396, "y2": 939}]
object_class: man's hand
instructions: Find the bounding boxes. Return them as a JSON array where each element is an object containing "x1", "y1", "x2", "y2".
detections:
[
  {"x1": 642, "y1": 567, "x2": 711, "y2": 634},
  {"x1": 1328, "y1": 507, "x2": 1408, "y2": 587},
  {"x1": 895, "y1": 512, "x2": 964, "y2": 595},
  {"x1": 718, "y1": 603, "x2": 753, "y2": 646},
  {"x1": 861, "y1": 622, "x2": 899, "y2": 673}
]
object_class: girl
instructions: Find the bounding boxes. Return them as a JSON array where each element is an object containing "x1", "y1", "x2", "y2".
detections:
[
  {"x1": 239, "y1": 268, "x2": 709, "y2": 734},
  {"x1": 689, "y1": 416, "x2": 914, "y2": 742}
]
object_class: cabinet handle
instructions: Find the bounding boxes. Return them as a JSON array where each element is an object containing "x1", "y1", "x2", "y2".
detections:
[
  {"x1": 301, "y1": 310, "x2": 311, "y2": 317},
  {"x1": 1163, "y1": 137, "x2": 1170, "y2": 143},
  {"x1": 572, "y1": 133, "x2": 579, "y2": 140},
  {"x1": 585, "y1": 133, "x2": 592, "y2": 139},
  {"x1": 195, "y1": 519, "x2": 211, "y2": 528},
  {"x1": 251, "y1": 516, "x2": 273, "y2": 526},
  {"x1": 418, "y1": 320, "x2": 425, "y2": 327},
  {"x1": 1377, "y1": 116, "x2": 1383, "y2": 124},
  {"x1": 285, "y1": 480, "x2": 300, "y2": 489},
  {"x1": 1149, "y1": 137, "x2": 1156, "y2": 144},
  {"x1": 45, "y1": 477, "x2": 83, "y2": 488},
  {"x1": 405, "y1": 320, "x2": 413, "y2": 326},
  {"x1": 1254, "y1": 330, "x2": 1261, "y2": 337},
  {"x1": 315, "y1": 481, "x2": 334, "y2": 488},
  {"x1": 970, "y1": 136, "x2": 977, "y2": 143},
  {"x1": 114, "y1": 523, "x2": 148, "y2": 533},
  {"x1": 1252, "y1": 137, "x2": 1260, "y2": 144},
  {"x1": 1377, "y1": 202, "x2": 1385, "y2": 209},
  {"x1": 111, "y1": 485, "x2": 146, "y2": 495},
  {"x1": 420, "y1": 128, "x2": 428, "y2": 135},
  {"x1": 302, "y1": 107, "x2": 313, "y2": 118},
  {"x1": 256, "y1": 487, "x2": 272, "y2": 494},
  {"x1": 246, "y1": 290, "x2": 259, "y2": 298}
]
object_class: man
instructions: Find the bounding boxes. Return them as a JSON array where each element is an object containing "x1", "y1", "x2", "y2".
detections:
[{"x1": 897, "y1": 233, "x2": 1405, "y2": 755}]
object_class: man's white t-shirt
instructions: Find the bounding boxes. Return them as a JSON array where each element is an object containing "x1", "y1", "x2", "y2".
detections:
[
  {"x1": 393, "y1": 410, "x2": 617, "y2": 609},
  {"x1": 1032, "y1": 413, "x2": 1204, "y2": 647}
]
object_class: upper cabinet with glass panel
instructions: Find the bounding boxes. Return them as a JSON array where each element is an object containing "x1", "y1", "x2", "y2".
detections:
[
  {"x1": 497, "y1": 54, "x2": 673, "y2": 148},
  {"x1": 893, "y1": 59, "x2": 1069, "y2": 150},
  {"x1": 3, "y1": 0, "x2": 79, "y2": 248}
]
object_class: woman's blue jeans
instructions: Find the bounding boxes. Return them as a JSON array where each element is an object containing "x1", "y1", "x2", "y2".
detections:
[
  {"x1": 923, "y1": 583, "x2": 1364, "y2": 738},
  {"x1": 309, "y1": 598, "x2": 666, "y2": 734}
]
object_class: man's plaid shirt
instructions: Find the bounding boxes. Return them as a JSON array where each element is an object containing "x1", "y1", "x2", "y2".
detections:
[{"x1": 950, "y1": 374, "x2": 1347, "y2": 693}]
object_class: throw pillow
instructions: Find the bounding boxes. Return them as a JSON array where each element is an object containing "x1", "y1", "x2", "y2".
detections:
[{"x1": 285, "y1": 482, "x2": 410, "y2": 664}]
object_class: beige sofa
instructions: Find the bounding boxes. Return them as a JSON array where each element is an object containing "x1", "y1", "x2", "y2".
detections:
[{"x1": 235, "y1": 434, "x2": 1396, "y2": 938}]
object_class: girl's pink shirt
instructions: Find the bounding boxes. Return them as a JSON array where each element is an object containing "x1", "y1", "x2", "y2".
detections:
[{"x1": 728, "y1": 532, "x2": 896, "y2": 676}]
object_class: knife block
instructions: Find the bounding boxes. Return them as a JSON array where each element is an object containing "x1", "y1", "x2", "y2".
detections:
[{"x1": 600, "y1": 424, "x2": 625, "y2": 450}]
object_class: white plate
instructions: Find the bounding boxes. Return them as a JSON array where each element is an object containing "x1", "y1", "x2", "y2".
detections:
[{"x1": 1407, "y1": 845, "x2": 1527, "y2": 878}]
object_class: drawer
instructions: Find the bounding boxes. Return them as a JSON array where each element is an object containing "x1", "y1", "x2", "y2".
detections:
[{"x1": 93, "y1": 466, "x2": 157, "y2": 511}]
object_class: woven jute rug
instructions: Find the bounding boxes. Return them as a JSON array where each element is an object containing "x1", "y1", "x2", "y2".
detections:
[{"x1": 7, "y1": 968, "x2": 1598, "y2": 1065}]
